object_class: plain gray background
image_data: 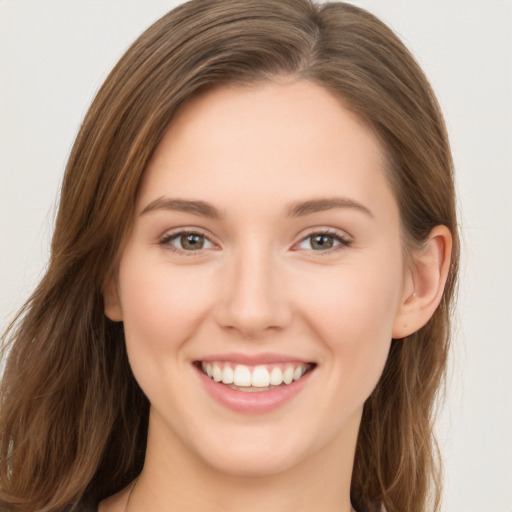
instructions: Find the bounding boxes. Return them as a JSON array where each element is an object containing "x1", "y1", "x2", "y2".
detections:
[{"x1": 1, "y1": 1, "x2": 511, "y2": 510}]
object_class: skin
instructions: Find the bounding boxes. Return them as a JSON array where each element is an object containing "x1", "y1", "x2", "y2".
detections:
[{"x1": 101, "y1": 79, "x2": 451, "y2": 512}]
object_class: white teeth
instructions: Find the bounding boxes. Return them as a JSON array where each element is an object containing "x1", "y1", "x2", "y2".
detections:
[
  {"x1": 222, "y1": 366, "x2": 234, "y2": 384},
  {"x1": 251, "y1": 365, "x2": 270, "y2": 387},
  {"x1": 293, "y1": 366, "x2": 305, "y2": 381},
  {"x1": 233, "y1": 365, "x2": 252, "y2": 387},
  {"x1": 283, "y1": 367, "x2": 294, "y2": 385},
  {"x1": 212, "y1": 364, "x2": 222, "y2": 382},
  {"x1": 202, "y1": 362, "x2": 213, "y2": 378},
  {"x1": 269, "y1": 367, "x2": 283, "y2": 386},
  {"x1": 201, "y1": 361, "x2": 311, "y2": 388}
]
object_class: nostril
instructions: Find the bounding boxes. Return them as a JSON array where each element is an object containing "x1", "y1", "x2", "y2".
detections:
[{"x1": 212, "y1": 273, "x2": 293, "y2": 335}]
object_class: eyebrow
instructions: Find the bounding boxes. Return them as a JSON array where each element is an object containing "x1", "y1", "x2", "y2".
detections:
[
  {"x1": 287, "y1": 197, "x2": 374, "y2": 218},
  {"x1": 141, "y1": 197, "x2": 223, "y2": 219},
  {"x1": 140, "y1": 196, "x2": 373, "y2": 219}
]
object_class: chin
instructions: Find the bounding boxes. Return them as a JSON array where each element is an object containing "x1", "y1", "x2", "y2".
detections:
[
  {"x1": 187, "y1": 419, "x2": 333, "y2": 480},
  {"x1": 201, "y1": 445, "x2": 306, "y2": 478}
]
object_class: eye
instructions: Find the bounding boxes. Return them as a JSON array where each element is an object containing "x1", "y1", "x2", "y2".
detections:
[
  {"x1": 160, "y1": 231, "x2": 215, "y2": 253},
  {"x1": 296, "y1": 231, "x2": 351, "y2": 252}
]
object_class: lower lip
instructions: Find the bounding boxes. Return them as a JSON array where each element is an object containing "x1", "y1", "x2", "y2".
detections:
[{"x1": 194, "y1": 365, "x2": 314, "y2": 414}]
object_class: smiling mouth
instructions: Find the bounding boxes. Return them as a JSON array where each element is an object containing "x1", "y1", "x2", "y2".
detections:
[{"x1": 195, "y1": 361, "x2": 317, "y2": 392}]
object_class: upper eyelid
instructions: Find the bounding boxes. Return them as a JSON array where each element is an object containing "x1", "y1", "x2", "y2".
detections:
[
  {"x1": 296, "y1": 227, "x2": 352, "y2": 242},
  {"x1": 158, "y1": 228, "x2": 219, "y2": 253},
  {"x1": 158, "y1": 226, "x2": 352, "y2": 249},
  {"x1": 294, "y1": 231, "x2": 351, "y2": 249},
  {"x1": 159, "y1": 227, "x2": 214, "y2": 241}
]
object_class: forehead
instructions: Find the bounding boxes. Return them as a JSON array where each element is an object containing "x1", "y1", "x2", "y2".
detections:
[{"x1": 137, "y1": 80, "x2": 396, "y2": 222}]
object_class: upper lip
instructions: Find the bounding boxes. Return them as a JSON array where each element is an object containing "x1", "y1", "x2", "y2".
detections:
[{"x1": 195, "y1": 352, "x2": 315, "y2": 365}]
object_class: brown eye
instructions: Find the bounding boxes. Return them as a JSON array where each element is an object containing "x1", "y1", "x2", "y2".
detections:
[
  {"x1": 180, "y1": 233, "x2": 205, "y2": 250},
  {"x1": 296, "y1": 231, "x2": 351, "y2": 252},
  {"x1": 310, "y1": 234, "x2": 335, "y2": 250},
  {"x1": 161, "y1": 231, "x2": 214, "y2": 253}
]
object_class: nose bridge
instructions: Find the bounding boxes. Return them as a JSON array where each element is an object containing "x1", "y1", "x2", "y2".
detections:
[{"x1": 216, "y1": 239, "x2": 291, "y2": 336}]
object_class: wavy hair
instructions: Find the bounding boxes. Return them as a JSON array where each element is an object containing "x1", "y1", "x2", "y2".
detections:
[{"x1": 0, "y1": 1, "x2": 458, "y2": 511}]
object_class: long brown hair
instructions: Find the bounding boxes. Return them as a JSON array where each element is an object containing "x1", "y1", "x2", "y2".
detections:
[{"x1": 0, "y1": 1, "x2": 458, "y2": 511}]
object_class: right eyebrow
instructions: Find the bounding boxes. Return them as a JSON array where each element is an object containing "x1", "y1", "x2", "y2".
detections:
[{"x1": 140, "y1": 197, "x2": 223, "y2": 219}]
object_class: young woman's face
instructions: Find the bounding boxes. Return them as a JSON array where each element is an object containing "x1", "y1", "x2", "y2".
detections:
[{"x1": 106, "y1": 80, "x2": 412, "y2": 477}]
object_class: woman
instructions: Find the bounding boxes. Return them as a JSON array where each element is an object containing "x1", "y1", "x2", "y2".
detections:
[{"x1": 0, "y1": 1, "x2": 458, "y2": 511}]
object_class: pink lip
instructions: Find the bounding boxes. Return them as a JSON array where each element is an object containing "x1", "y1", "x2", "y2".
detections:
[
  {"x1": 194, "y1": 362, "x2": 315, "y2": 414},
  {"x1": 197, "y1": 352, "x2": 312, "y2": 365}
]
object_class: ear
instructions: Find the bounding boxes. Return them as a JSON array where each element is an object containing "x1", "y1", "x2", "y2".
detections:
[
  {"x1": 392, "y1": 225, "x2": 452, "y2": 339},
  {"x1": 102, "y1": 274, "x2": 123, "y2": 322}
]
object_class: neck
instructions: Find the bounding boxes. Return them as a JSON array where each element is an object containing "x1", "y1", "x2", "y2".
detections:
[{"x1": 125, "y1": 409, "x2": 359, "y2": 512}]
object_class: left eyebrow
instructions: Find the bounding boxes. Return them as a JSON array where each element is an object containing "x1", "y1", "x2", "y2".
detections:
[{"x1": 287, "y1": 197, "x2": 374, "y2": 218}]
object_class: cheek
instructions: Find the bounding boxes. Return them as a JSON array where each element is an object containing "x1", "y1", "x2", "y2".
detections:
[
  {"x1": 298, "y1": 257, "x2": 402, "y2": 336},
  {"x1": 294, "y1": 255, "x2": 404, "y2": 396},
  {"x1": 117, "y1": 255, "x2": 216, "y2": 359}
]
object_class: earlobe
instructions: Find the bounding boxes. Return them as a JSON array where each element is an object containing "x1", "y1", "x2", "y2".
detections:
[
  {"x1": 102, "y1": 275, "x2": 123, "y2": 322},
  {"x1": 392, "y1": 225, "x2": 452, "y2": 339}
]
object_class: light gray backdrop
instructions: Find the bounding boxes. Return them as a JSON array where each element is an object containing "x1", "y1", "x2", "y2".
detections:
[{"x1": 1, "y1": 1, "x2": 511, "y2": 510}]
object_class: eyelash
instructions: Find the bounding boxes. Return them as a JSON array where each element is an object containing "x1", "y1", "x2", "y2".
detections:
[
  {"x1": 159, "y1": 229, "x2": 216, "y2": 256},
  {"x1": 294, "y1": 229, "x2": 352, "y2": 254},
  {"x1": 159, "y1": 229, "x2": 352, "y2": 256}
]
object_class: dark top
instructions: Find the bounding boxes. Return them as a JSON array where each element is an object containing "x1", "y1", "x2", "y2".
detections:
[{"x1": 76, "y1": 504, "x2": 98, "y2": 512}]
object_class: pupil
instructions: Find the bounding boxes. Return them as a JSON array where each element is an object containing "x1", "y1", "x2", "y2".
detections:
[
  {"x1": 182, "y1": 234, "x2": 204, "y2": 250},
  {"x1": 312, "y1": 234, "x2": 333, "y2": 250}
]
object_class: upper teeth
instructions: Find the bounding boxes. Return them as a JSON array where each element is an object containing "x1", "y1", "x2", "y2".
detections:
[{"x1": 201, "y1": 362, "x2": 309, "y2": 388}]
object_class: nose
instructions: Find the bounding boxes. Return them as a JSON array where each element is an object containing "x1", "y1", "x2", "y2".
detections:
[{"x1": 214, "y1": 244, "x2": 292, "y2": 337}]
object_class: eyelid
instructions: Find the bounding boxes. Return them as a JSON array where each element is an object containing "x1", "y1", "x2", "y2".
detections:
[
  {"x1": 159, "y1": 227, "x2": 219, "y2": 255},
  {"x1": 157, "y1": 226, "x2": 352, "y2": 256},
  {"x1": 292, "y1": 228, "x2": 352, "y2": 253}
]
